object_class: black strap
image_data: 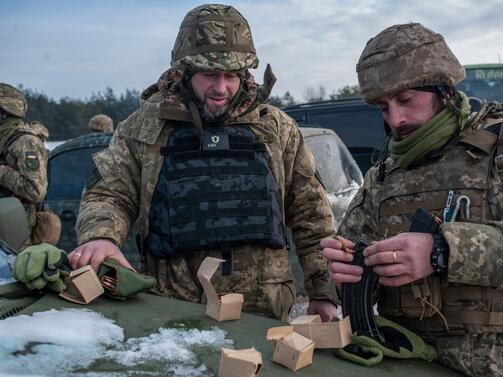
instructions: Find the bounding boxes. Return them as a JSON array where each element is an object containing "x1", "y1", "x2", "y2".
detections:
[
  {"x1": 166, "y1": 165, "x2": 266, "y2": 180},
  {"x1": 164, "y1": 149, "x2": 256, "y2": 160},
  {"x1": 171, "y1": 190, "x2": 268, "y2": 207},
  {"x1": 173, "y1": 224, "x2": 272, "y2": 245},
  {"x1": 171, "y1": 207, "x2": 269, "y2": 225}
]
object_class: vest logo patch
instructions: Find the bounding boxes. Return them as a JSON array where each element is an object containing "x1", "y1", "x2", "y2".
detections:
[{"x1": 202, "y1": 133, "x2": 229, "y2": 151}]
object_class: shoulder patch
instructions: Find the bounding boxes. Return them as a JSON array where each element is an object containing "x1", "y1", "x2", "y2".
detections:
[
  {"x1": 24, "y1": 151, "x2": 40, "y2": 170},
  {"x1": 85, "y1": 167, "x2": 102, "y2": 191}
]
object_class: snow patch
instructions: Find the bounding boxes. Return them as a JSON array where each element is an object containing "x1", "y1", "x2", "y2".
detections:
[{"x1": 0, "y1": 309, "x2": 232, "y2": 377}]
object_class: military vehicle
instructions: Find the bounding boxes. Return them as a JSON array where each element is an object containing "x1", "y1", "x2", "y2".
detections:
[{"x1": 0, "y1": 197, "x2": 462, "y2": 376}]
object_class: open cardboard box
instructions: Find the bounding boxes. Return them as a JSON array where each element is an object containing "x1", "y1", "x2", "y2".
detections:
[
  {"x1": 197, "y1": 257, "x2": 244, "y2": 321},
  {"x1": 218, "y1": 347, "x2": 262, "y2": 377},
  {"x1": 290, "y1": 314, "x2": 352, "y2": 348},
  {"x1": 59, "y1": 265, "x2": 104, "y2": 304},
  {"x1": 266, "y1": 326, "x2": 314, "y2": 372}
]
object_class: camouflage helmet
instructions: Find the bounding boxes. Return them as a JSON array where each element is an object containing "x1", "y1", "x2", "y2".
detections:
[
  {"x1": 88, "y1": 114, "x2": 114, "y2": 133},
  {"x1": 357, "y1": 23, "x2": 466, "y2": 104},
  {"x1": 0, "y1": 83, "x2": 27, "y2": 118},
  {"x1": 171, "y1": 4, "x2": 259, "y2": 72}
]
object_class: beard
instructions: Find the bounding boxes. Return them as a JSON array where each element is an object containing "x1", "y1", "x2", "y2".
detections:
[
  {"x1": 200, "y1": 101, "x2": 231, "y2": 122},
  {"x1": 392, "y1": 123, "x2": 422, "y2": 140}
]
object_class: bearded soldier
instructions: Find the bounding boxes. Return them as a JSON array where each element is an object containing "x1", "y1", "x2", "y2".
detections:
[
  {"x1": 323, "y1": 23, "x2": 503, "y2": 376},
  {"x1": 0, "y1": 83, "x2": 49, "y2": 246},
  {"x1": 71, "y1": 4, "x2": 337, "y2": 321},
  {"x1": 88, "y1": 114, "x2": 114, "y2": 133}
]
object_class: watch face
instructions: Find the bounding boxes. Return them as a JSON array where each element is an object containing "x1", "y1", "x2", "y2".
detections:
[{"x1": 436, "y1": 252, "x2": 447, "y2": 268}]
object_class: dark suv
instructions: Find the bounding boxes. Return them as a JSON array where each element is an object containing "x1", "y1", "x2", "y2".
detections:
[{"x1": 283, "y1": 98, "x2": 386, "y2": 173}]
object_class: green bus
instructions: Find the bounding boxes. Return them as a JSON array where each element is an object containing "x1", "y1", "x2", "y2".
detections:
[{"x1": 457, "y1": 63, "x2": 503, "y2": 102}]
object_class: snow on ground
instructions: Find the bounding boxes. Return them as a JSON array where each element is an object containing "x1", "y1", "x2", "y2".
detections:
[{"x1": 0, "y1": 309, "x2": 232, "y2": 377}]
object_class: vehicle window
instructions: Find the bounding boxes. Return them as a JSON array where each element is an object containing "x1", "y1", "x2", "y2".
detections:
[
  {"x1": 307, "y1": 109, "x2": 384, "y2": 148},
  {"x1": 46, "y1": 147, "x2": 102, "y2": 201},
  {"x1": 458, "y1": 67, "x2": 503, "y2": 102}
]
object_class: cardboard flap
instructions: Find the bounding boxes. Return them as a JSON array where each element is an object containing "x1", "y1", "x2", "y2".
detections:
[
  {"x1": 290, "y1": 315, "x2": 321, "y2": 324},
  {"x1": 220, "y1": 293, "x2": 244, "y2": 304},
  {"x1": 283, "y1": 332, "x2": 314, "y2": 351},
  {"x1": 291, "y1": 315, "x2": 352, "y2": 348},
  {"x1": 266, "y1": 326, "x2": 293, "y2": 340},
  {"x1": 222, "y1": 347, "x2": 262, "y2": 364},
  {"x1": 59, "y1": 265, "x2": 104, "y2": 304},
  {"x1": 197, "y1": 257, "x2": 225, "y2": 304}
]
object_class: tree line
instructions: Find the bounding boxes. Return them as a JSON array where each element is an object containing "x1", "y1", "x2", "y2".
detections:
[{"x1": 22, "y1": 84, "x2": 360, "y2": 140}]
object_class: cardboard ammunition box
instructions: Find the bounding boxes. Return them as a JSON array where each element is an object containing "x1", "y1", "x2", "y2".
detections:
[
  {"x1": 59, "y1": 265, "x2": 104, "y2": 304},
  {"x1": 290, "y1": 315, "x2": 352, "y2": 348},
  {"x1": 266, "y1": 326, "x2": 314, "y2": 372},
  {"x1": 218, "y1": 347, "x2": 262, "y2": 377},
  {"x1": 197, "y1": 257, "x2": 244, "y2": 321}
]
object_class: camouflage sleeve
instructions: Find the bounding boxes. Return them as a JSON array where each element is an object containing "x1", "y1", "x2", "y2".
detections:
[
  {"x1": 0, "y1": 134, "x2": 48, "y2": 203},
  {"x1": 337, "y1": 167, "x2": 380, "y2": 243},
  {"x1": 76, "y1": 112, "x2": 142, "y2": 247},
  {"x1": 283, "y1": 121, "x2": 336, "y2": 301},
  {"x1": 441, "y1": 165, "x2": 503, "y2": 288}
]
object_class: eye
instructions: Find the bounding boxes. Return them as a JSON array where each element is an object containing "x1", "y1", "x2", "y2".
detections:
[
  {"x1": 398, "y1": 96, "x2": 412, "y2": 105},
  {"x1": 379, "y1": 105, "x2": 388, "y2": 113},
  {"x1": 224, "y1": 72, "x2": 239, "y2": 80}
]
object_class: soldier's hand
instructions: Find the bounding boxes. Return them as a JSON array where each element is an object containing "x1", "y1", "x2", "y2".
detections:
[
  {"x1": 321, "y1": 236, "x2": 363, "y2": 286},
  {"x1": 307, "y1": 299, "x2": 338, "y2": 322},
  {"x1": 69, "y1": 239, "x2": 133, "y2": 273},
  {"x1": 363, "y1": 232, "x2": 434, "y2": 287}
]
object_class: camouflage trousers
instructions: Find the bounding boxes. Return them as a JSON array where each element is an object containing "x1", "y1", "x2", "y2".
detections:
[
  {"x1": 142, "y1": 247, "x2": 296, "y2": 321},
  {"x1": 434, "y1": 333, "x2": 503, "y2": 376}
]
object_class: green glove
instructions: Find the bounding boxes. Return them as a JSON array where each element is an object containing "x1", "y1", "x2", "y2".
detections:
[
  {"x1": 333, "y1": 315, "x2": 437, "y2": 367},
  {"x1": 98, "y1": 258, "x2": 155, "y2": 300},
  {"x1": 13, "y1": 243, "x2": 71, "y2": 293}
]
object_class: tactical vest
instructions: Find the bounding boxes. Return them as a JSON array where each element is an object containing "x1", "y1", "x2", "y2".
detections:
[
  {"x1": 376, "y1": 125, "x2": 503, "y2": 335},
  {"x1": 145, "y1": 123, "x2": 286, "y2": 257}
]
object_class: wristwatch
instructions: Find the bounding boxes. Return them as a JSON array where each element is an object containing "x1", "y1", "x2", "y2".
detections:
[{"x1": 430, "y1": 233, "x2": 449, "y2": 275}]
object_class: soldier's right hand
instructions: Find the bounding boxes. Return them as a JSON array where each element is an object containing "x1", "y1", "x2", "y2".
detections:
[
  {"x1": 69, "y1": 239, "x2": 133, "y2": 273},
  {"x1": 321, "y1": 236, "x2": 363, "y2": 285}
]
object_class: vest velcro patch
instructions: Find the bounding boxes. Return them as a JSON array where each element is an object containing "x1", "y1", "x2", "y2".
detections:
[
  {"x1": 85, "y1": 167, "x2": 102, "y2": 191},
  {"x1": 24, "y1": 151, "x2": 40, "y2": 170}
]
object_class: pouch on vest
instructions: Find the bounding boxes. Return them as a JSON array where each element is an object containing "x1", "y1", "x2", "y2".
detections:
[
  {"x1": 146, "y1": 124, "x2": 286, "y2": 257},
  {"x1": 31, "y1": 211, "x2": 61, "y2": 246},
  {"x1": 98, "y1": 258, "x2": 155, "y2": 300}
]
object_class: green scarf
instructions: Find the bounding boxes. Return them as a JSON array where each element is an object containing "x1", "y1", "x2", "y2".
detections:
[
  {"x1": 0, "y1": 117, "x2": 22, "y2": 143},
  {"x1": 389, "y1": 91, "x2": 471, "y2": 169}
]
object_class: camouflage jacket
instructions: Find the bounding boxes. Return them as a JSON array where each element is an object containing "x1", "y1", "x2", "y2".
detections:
[
  {"x1": 77, "y1": 89, "x2": 335, "y2": 301},
  {"x1": 340, "y1": 111, "x2": 503, "y2": 292},
  {"x1": 0, "y1": 120, "x2": 49, "y2": 207}
]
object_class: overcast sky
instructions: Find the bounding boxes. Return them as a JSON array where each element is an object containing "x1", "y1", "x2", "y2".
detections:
[{"x1": 1, "y1": 0, "x2": 502, "y2": 102}]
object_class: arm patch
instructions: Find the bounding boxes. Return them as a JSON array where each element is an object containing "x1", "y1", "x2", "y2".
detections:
[{"x1": 25, "y1": 151, "x2": 40, "y2": 170}]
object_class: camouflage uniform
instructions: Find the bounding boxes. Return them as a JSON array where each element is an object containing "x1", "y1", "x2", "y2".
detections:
[
  {"x1": 88, "y1": 114, "x2": 113, "y2": 133},
  {"x1": 339, "y1": 23, "x2": 503, "y2": 376},
  {"x1": 0, "y1": 84, "x2": 49, "y2": 243},
  {"x1": 76, "y1": 4, "x2": 335, "y2": 321}
]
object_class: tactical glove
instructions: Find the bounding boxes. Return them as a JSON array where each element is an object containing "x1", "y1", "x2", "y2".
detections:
[
  {"x1": 98, "y1": 258, "x2": 155, "y2": 300},
  {"x1": 333, "y1": 315, "x2": 437, "y2": 367},
  {"x1": 13, "y1": 243, "x2": 71, "y2": 293}
]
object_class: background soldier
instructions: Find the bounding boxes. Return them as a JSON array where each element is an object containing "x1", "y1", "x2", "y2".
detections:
[
  {"x1": 323, "y1": 23, "x2": 503, "y2": 376},
  {"x1": 88, "y1": 114, "x2": 114, "y2": 133},
  {"x1": 0, "y1": 83, "x2": 49, "y2": 246},
  {"x1": 71, "y1": 4, "x2": 337, "y2": 321}
]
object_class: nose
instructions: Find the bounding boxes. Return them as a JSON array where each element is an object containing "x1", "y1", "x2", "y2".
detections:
[
  {"x1": 386, "y1": 103, "x2": 407, "y2": 130},
  {"x1": 211, "y1": 72, "x2": 227, "y2": 94}
]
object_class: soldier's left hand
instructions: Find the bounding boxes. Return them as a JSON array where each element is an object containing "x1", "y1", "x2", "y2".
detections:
[
  {"x1": 307, "y1": 299, "x2": 338, "y2": 322},
  {"x1": 363, "y1": 233, "x2": 434, "y2": 287}
]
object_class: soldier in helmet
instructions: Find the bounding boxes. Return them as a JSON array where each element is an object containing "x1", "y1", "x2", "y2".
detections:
[
  {"x1": 323, "y1": 23, "x2": 503, "y2": 375},
  {"x1": 70, "y1": 4, "x2": 337, "y2": 321},
  {"x1": 88, "y1": 114, "x2": 114, "y2": 133},
  {"x1": 0, "y1": 83, "x2": 49, "y2": 246}
]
